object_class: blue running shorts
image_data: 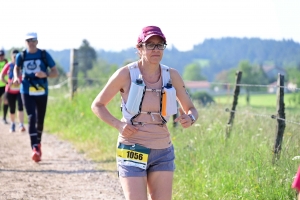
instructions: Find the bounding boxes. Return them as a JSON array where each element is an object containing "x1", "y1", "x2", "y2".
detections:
[{"x1": 117, "y1": 144, "x2": 175, "y2": 177}]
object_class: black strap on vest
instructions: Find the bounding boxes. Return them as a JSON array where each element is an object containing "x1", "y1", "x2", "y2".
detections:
[
  {"x1": 130, "y1": 86, "x2": 147, "y2": 125},
  {"x1": 20, "y1": 49, "x2": 48, "y2": 89},
  {"x1": 20, "y1": 49, "x2": 48, "y2": 68}
]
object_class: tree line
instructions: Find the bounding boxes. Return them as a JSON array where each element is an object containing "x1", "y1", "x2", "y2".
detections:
[
  {"x1": 45, "y1": 37, "x2": 300, "y2": 82},
  {"x1": 4, "y1": 37, "x2": 300, "y2": 103}
]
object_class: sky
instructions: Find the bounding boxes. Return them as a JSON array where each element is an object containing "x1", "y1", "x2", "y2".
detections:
[{"x1": 1, "y1": 0, "x2": 300, "y2": 52}]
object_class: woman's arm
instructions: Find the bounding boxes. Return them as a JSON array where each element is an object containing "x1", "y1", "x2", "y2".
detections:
[
  {"x1": 91, "y1": 66, "x2": 138, "y2": 136},
  {"x1": 170, "y1": 68, "x2": 198, "y2": 128}
]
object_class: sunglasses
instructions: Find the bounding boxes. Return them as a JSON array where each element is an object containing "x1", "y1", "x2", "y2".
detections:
[
  {"x1": 26, "y1": 38, "x2": 38, "y2": 42},
  {"x1": 142, "y1": 43, "x2": 167, "y2": 50}
]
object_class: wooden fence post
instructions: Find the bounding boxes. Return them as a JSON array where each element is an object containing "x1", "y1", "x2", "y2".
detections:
[
  {"x1": 272, "y1": 73, "x2": 286, "y2": 163},
  {"x1": 226, "y1": 71, "x2": 242, "y2": 138},
  {"x1": 69, "y1": 49, "x2": 78, "y2": 100}
]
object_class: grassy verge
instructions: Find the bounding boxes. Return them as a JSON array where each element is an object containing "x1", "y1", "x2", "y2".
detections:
[
  {"x1": 45, "y1": 87, "x2": 300, "y2": 199},
  {"x1": 215, "y1": 93, "x2": 299, "y2": 108}
]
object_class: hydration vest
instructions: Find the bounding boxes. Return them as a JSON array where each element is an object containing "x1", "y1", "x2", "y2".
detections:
[
  {"x1": 20, "y1": 49, "x2": 48, "y2": 68},
  {"x1": 20, "y1": 49, "x2": 49, "y2": 90},
  {"x1": 121, "y1": 62, "x2": 178, "y2": 126}
]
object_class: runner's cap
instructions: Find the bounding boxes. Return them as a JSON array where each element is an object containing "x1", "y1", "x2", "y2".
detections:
[
  {"x1": 137, "y1": 26, "x2": 166, "y2": 44},
  {"x1": 25, "y1": 32, "x2": 37, "y2": 40}
]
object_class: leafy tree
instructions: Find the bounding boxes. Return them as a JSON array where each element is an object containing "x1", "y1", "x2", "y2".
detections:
[
  {"x1": 286, "y1": 64, "x2": 300, "y2": 104},
  {"x1": 286, "y1": 64, "x2": 300, "y2": 87},
  {"x1": 86, "y1": 59, "x2": 118, "y2": 87},
  {"x1": 47, "y1": 38, "x2": 300, "y2": 83},
  {"x1": 77, "y1": 39, "x2": 97, "y2": 81},
  {"x1": 191, "y1": 91, "x2": 214, "y2": 106},
  {"x1": 182, "y1": 62, "x2": 206, "y2": 81},
  {"x1": 228, "y1": 60, "x2": 267, "y2": 105}
]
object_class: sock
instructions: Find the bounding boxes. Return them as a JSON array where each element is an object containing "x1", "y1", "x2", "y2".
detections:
[{"x1": 3, "y1": 104, "x2": 8, "y2": 120}]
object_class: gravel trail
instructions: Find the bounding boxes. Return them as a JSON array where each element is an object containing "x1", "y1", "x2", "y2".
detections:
[{"x1": 0, "y1": 121, "x2": 124, "y2": 200}]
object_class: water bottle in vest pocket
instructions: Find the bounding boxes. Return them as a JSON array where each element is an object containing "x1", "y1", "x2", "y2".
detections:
[
  {"x1": 161, "y1": 86, "x2": 177, "y2": 117},
  {"x1": 125, "y1": 77, "x2": 145, "y2": 115}
]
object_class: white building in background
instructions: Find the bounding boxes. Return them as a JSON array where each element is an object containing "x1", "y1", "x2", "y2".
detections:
[
  {"x1": 267, "y1": 81, "x2": 297, "y2": 93},
  {"x1": 184, "y1": 81, "x2": 211, "y2": 93}
]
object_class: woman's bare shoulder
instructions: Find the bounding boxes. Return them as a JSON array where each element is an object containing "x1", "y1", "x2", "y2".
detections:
[
  {"x1": 169, "y1": 67, "x2": 181, "y2": 79},
  {"x1": 112, "y1": 65, "x2": 130, "y2": 80}
]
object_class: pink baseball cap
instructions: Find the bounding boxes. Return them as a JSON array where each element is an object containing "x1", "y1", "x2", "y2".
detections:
[{"x1": 137, "y1": 26, "x2": 166, "y2": 44}]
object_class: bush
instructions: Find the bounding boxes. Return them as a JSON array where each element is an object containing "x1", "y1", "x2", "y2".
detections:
[{"x1": 191, "y1": 91, "x2": 215, "y2": 106}]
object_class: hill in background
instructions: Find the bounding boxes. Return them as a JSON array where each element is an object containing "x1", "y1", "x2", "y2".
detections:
[{"x1": 48, "y1": 37, "x2": 300, "y2": 81}]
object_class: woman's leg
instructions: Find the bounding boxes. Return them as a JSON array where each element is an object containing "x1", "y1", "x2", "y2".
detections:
[
  {"x1": 147, "y1": 171, "x2": 173, "y2": 200},
  {"x1": 1, "y1": 89, "x2": 9, "y2": 123},
  {"x1": 146, "y1": 145, "x2": 175, "y2": 200},
  {"x1": 17, "y1": 93, "x2": 25, "y2": 131},
  {"x1": 6, "y1": 93, "x2": 17, "y2": 132},
  {"x1": 119, "y1": 176, "x2": 148, "y2": 200},
  {"x1": 6, "y1": 93, "x2": 16, "y2": 123}
]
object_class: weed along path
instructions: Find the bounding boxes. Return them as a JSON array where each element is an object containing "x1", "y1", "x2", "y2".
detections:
[{"x1": 0, "y1": 122, "x2": 124, "y2": 199}]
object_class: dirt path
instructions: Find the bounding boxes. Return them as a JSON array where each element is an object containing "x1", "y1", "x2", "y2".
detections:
[{"x1": 0, "y1": 121, "x2": 124, "y2": 200}]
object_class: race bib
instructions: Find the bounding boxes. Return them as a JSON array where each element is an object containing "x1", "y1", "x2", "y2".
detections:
[
  {"x1": 29, "y1": 86, "x2": 45, "y2": 96},
  {"x1": 9, "y1": 84, "x2": 20, "y2": 92},
  {"x1": 117, "y1": 143, "x2": 150, "y2": 170}
]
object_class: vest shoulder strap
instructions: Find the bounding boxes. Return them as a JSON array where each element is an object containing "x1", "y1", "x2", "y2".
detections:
[
  {"x1": 20, "y1": 50, "x2": 26, "y2": 67},
  {"x1": 127, "y1": 62, "x2": 141, "y2": 82},
  {"x1": 20, "y1": 49, "x2": 48, "y2": 68},
  {"x1": 40, "y1": 49, "x2": 49, "y2": 67},
  {"x1": 160, "y1": 64, "x2": 171, "y2": 86},
  {"x1": 127, "y1": 62, "x2": 171, "y2": 86}
]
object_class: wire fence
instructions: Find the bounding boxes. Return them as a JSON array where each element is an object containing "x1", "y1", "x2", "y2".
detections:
[
  {"x1": 209, "y1": 82, "x2": 300, "y2": 92},
  {"x1": 49, "y1": 78, "x2": 300, "y2": 91},
  {"x1": 224, "y1": 108, "x2": 300, "y2": 126},
  {"x1": 48, "y1": 77, "x2": 300, "y2": 126}
]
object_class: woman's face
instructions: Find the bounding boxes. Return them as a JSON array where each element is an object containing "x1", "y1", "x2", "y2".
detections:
[
  {"x1": 11, "y1": 54, "x2": 16, "y2": 62},
  {"x1": 139, "y1": 36, "x2": 165, "y2": 65}
]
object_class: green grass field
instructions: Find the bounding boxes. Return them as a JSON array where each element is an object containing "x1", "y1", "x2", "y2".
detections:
[
  {"x1": 45, "y1": 87, "x2": 300, "y2": 199},
  {"x1": 215, "y1": 93, "x2": 299, "y2": 108}
]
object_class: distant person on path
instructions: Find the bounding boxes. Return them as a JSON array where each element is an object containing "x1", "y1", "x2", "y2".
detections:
[
  {"x1": 91, "y1": 26, "x2": 198, "y2": 200},
  {"x1": 13, "y1": 32, "x2": 58, "y2": 162},
  {"x1": 0, "y1": 49, "x2": 9, "y2": 124},
  {"x1": 0, "y1": 49, "x2": 26, "y2": 133}
]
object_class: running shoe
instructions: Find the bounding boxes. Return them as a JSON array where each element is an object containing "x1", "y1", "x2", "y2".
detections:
[
  {"x1": 9, "y1": 123, "x2": 16, "y2": 133},
  {"x1": 19, "y1": 125, "x2": 26, "y2": 132},
  {"x1": 2, "y1": 119, "x2": 8, "y2": 124},
  {"x1": 32, "y1": 147, "x2": 41, "y2": 162}
]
